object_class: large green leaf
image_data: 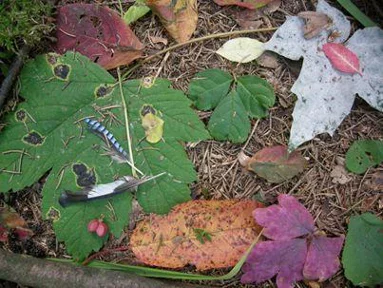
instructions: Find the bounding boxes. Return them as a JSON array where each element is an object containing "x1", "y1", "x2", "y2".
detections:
[
  {"x1": 188, "y1": 69, "x2": 275, "y2": 143},
  {"x1": 342, "y1": 213, "x2": 383, "y2": 287},
  {"x1": 345, "y1": 140, "x2": 383, "y2": 174},
  {"x1": 0, "y1": 52, "x2": 209, "y2": 260}
]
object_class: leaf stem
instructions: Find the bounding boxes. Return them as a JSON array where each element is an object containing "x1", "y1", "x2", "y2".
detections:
[
  {"x1": 73, "y1": 228, "x2": 264, "y2": 281},
  {"x1": 336, "y1": 0, "x2": 377, "y2": 27},
  {"x1": 117, "y1": 67, "x2": 141, "y2": 177},
  {"x1": 122, "y1": 27, "x2": 277, "y2": 80}
]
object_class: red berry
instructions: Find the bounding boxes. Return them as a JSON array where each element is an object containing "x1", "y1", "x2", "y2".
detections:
[
  {"x1": 87, "y1": 219, "x2": 99, "y2": 233},
  {"x1": 96, "y1": 221, "x2": 108, "y2": 237}
]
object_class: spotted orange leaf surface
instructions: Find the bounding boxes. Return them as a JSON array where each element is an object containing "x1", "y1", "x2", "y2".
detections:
[{"x1": 130, "y1": 200, "x2": 264, "y2": 270}]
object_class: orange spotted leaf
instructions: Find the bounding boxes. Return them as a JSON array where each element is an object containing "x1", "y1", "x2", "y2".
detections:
[
  {"x1": 56, "y1": 4, "x2": 144, "y2": 70},
  {"x1": 130, "y1": 200, "x2": 264, "y2": 270}
]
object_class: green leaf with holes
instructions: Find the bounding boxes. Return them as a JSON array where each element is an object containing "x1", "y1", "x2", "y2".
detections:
[
  {"x1": 345, "y1": 140, "x2": 383, "y2": 174},
  {"x1": 188, "y1": 69, "x2": 275, "y2": 143},
  {"x1": 342, "y1": 213, "x2": 383, "y2": 287},
  {"x1": 0, "y1": 52, "x2": 209, "y2": 260}
]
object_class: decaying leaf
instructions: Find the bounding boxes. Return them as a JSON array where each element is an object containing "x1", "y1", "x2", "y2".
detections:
[
  {"x1": 257, "y1": 51, "x2": 279, "y2": 69},
  {"x1": 216, "y1": 37, "x2": 265, "y2": 63},
  {"x1": 148, "y1": 35, "x2": 168, "y2": 45},
  {"x1": 130, "y1": 200, "x2": 264, "y2": 270},
  {"x1": 246, "y1": 145, "x2": 308, "y2": 183},
  {"x1": 234, "y1": 0, "x2": 280, "y2": 29},
  {"x1": 322, "y1": 43, "x2": 361, "y2": 75},
  {"x1": 298, "y1": 11, "x2": 332, "y2": 39},
  {"x1": 365, "y1": 171, "x2": 383, "y2": 191},
  {"x1": 0, "y1": 205, "x2": 33, "y2": 242},
  {"x1": 242, "y1": 195, "x2": 345, "y2": 287},
  {"x1": 56, "y1": 4, "x2": 144, "y2": 70},
  {"x1": 345, "y1": 140, "x2": 383, "y2": 174},
  {"x1": 140, "y1": 104, "x2": 164, "y2": 143},
  {"x1": 213, "y1": 0, "x2": 274, "y2": 10},
  {"x1": 145, "y1": 0, "x2": 197, "y2": 43},
  {"x1": 330, "y1": 165, "x2": 352, "y2": 184}
]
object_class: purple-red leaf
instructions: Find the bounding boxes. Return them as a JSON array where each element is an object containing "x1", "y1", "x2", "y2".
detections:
[
  {"x1": 253, "y1": 194, "x2": 315, "y2": 240},
  {"x1": 322, "y1": 43, "x2": 361, "y2": 75},
  {"x1": 56, "y1": 4, "x2": 144, "y2": 70},
  {"x1": 303, "y1": 235, "x2": 345, "y2": 281},
  {"x1": 241, "y1": 239, "x2": 307, "y2": 288}
]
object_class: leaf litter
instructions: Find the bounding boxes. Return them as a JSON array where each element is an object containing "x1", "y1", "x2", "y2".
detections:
[{"x1": 1, "y1": 0, "x2": 382, "y2": 287}]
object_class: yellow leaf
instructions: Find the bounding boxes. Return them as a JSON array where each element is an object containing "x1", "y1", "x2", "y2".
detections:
[{"x1": 140, "y1": 105, "x2": 164, "y2": 143}]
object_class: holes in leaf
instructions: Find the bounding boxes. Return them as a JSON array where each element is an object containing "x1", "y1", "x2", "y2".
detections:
[
  {"x1": 46, "y1": 53, "x2": 59, "y2": 65},
  {"x1": 22, "y1": 131, "x2": 45, "y2": 146},
  {"x1": 72, "y1": 163, "x2": 96, "y2": 188},
  {"x1": 94, "y1": 56, "x2": 100, "y2": 63},
  {"x1": 141, "y1": 76, "x2": 155, "y2": 88},
  {"x1": 46, "y1": 207, "x2": 60, "y2": 222},
  {"x1": 53, "y1": 64, "x2": 70, "y2": 81},
  {"x1": 89, "y1": 16, "x2": 101, "y2": 28},
  {"x1": 141, "y1": 104, "x2": 157, "y2": 117},
  {"x1": 95, "y1": 85, "x2": 113, "y2": 98},
  {"x1": 15, "y1": 109, "x2": 27, "y2": 122}
]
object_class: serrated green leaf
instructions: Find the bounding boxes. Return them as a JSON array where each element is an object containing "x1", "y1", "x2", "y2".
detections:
[
  {"x1": 342, "y1": 213, "x2": 383, "y2": 287},
  {"x1": 188, "y1": 69, "x2": 275, "y2": 143},
  {"x1": 208, "y1": 90, "x2": 250, "y2": 143},
  {"x1": 0, "y1": 52, "x2": 209, "y2": 260},
  {"x1": 188, "y1": 69, "x2": 232, "y2": 110},
  {"x1": 237, "y1": 75, "x2": 275, "y2": 118},
  {"x1": 345, "y1": 140, "x2": 383, "y2": 174},
  {"x1": 123, "y1": 0, "x2": 151, "y2": 25}
]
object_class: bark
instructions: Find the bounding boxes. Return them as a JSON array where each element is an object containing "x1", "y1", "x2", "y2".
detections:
[{"x1": 0, "y1": 249, "x2": 196, "y2": 288}]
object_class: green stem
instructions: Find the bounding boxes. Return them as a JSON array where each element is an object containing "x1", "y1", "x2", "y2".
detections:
[
  {"x1": 117, "y1": 67, "x2": 143, "y2": 177},
  {"x1": 51, "y1": 229, "x2": 263, "y2": 281},
  {"x1": 122, "y1": 27, "x2": 277, "y2": 80},
  {"x1": 336, "y1": 0, "x2": 377, "y2": 27}
]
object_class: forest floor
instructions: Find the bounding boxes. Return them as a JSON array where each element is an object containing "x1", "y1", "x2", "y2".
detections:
[{"x1": 0, "y1": 0, "x2": 382, "y2": 287}]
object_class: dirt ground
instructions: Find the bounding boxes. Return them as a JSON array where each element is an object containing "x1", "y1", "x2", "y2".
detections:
[{"x1": 1, "y1": 0, "x2": 382, "y2": 287}]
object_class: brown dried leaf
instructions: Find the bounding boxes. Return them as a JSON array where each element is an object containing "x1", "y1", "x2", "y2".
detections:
[
  {"x1": 257, "y1": 51, "x2": 279, "y2": 68},
  {"x1": 145, "y1": 0, "x2": 197, "y2": 43},
  {"x1": 297, "y1": 11, "x2": 332, "y2": 39},
  {"x1": 149, "y1": 35, "x2": 169, "y2": 45},
  {"x1": 330, "y1": 165, "x2": 352, "y2": 185},
  {"x1": 130, "y1": 200, "x2": 264, "y2": 270},
  {"x1": 365, "y1": 171, "x2": 383, "y2": 191}
]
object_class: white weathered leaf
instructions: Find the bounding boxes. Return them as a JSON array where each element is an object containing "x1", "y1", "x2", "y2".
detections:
[
  {"x1": 216, "y1": 37, "x2": 265, "y2": 63},
  {"x1": 263, "y1": 0, "x2": 383, "y2": 150}
]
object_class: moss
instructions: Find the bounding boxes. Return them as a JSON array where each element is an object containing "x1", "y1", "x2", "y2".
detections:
[{"x1": 0, "y1": 0, "x2": 54, "y2": 52}]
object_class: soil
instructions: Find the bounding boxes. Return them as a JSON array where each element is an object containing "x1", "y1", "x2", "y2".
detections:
[{"x1": 0, "y1": 0, "x2": 382, "y2": 287}]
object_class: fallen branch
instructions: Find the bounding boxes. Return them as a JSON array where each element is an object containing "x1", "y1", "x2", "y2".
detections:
[
  {"x1": 0, "y1": 46, "x2": 30, "y2": 110},
  {"x1": 0, "y1": 249, "x2": 197, "y2": 288}
]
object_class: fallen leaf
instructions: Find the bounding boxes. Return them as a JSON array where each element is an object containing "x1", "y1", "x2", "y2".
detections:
[
  {"x1": 0, "y1": 205, "x2": 33, "y2": 242},
  {"x1": 262, "y1": 0, "x2": 383, "y2": 149},
  {"x1": 257, "y1": 51, "x2": 279, "y2": 68},
  {"x1": 254, "y1": 194, "x2": 314, "y2": 240},
  {"x1": 345, "y1": 140, "x2": 383, "y2": 174},
  {"x1": 148, "y1": 35, "x2": 168, "y2": 45},
  {"x1": 242, "y1": 195, "x2": 345, "y2": 287},
  {"x1": 123, "y1": 0, "x2": 151, "y2": 24},
  {"x1": 322, "y1": 43, "x2": 361, "y2": 75},
  {"x1": 216, "y1": 37, "x2": 265, "y2": 63},
  {"x1": 247, "y1": 145, "x2": 308, "y2": 183},
  {"x1": 342, "y1": 213, "x2": 383, "y2": 287},
  {"x1": 213, "y1": 0, "x2": 274, "y2": 10},
  {"x1": 241, "y1": 239, "x2": 307, "y2": 286},
  {"x1": 233, "y1": 0, "x2": 280, "y2": 28},
  {"x1": 298, "y1": 11, "x2": 332, "y2": 39},
  {"x1": 236, "y1": 19, "x2": 263, "y2": 30},
  {"x1": 140, "y1": 104, "x2": 164, "y2": 143},
  {"x1": 56, "y1": 4, "x2": 144, "y2": 70},
  {"x1": 365, "y1": 171, "x2": 383, "y2": 191},
  {"x1": 130, "y1": 200, "x2": 264, "y2": 270},
  {"x1": 330, "y1": 165, "x2": 352, "y2": 184},
  {"x1": 238, "y1": 151, "x2": 251, "y2": 167},
  {"x1": 303, "y1": 235, "x2": 345, "y2": 281},
  {"x1": 145, "y1": 0, "x2": 197, "y2": 43}
]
